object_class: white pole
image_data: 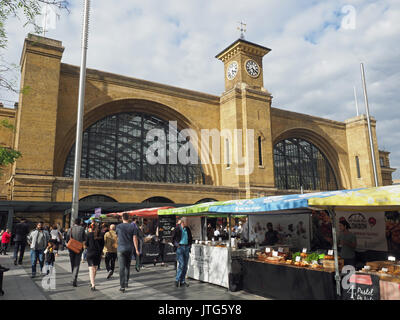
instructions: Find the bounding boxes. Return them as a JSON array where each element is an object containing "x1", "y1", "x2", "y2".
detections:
[
  {"x1": 71, "y1": 0, "x2": 91, "y2": 226},
  {"x1": 353, "y1": 86, "x2": 359, "y2": 116},
  {"x1": 360, "y1": 63, "x2": 379, "y2": 187}
]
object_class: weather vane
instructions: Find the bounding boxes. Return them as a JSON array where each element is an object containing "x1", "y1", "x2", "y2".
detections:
[{"x1": 237, "y1": 21, "x2": 247, "y2": 39}]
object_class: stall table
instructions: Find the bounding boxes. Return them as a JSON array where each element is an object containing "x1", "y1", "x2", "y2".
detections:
[
  {"x1": 187, "y1": 244, "x2": 247, "y2": 289},
  {"x1": 242, "y1": 259, "x2": 337, "y2": 300}
]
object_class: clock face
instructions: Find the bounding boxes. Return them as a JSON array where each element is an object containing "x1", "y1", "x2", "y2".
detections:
[
  {"x1": 226, "y1": 61, "x2": 238, "y2": 80},
  {"x1": 245, "y1": 59, "x2": 260, "y2": 77}
]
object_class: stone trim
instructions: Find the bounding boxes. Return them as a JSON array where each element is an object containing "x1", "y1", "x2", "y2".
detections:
[{"x1": 60, "y1": 64, "x2": 220, "y2": 106}]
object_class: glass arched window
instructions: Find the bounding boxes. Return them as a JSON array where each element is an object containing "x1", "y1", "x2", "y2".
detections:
[
  {"x1": 63, "y1": 112, "x2": 205, "y2": 184},
  {"x1": 274, "y1": 138, "x2": 338, "y2": 191}
]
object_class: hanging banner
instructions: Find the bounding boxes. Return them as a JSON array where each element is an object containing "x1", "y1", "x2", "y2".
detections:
[
  {"x1": 384, "y1": 211, "x2": 400, "y2": 253},
  {"x1": 335, "y1": 211, "x2": 387, "y2": 252},
  {"x1": 248, "y1": 213, "x2": 311, "y2": 249},
  {"x1": 187, "y1": 217, "x2": 202, "y2": 240}
]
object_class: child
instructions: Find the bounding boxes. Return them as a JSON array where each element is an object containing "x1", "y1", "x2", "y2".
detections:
[{"x1": 44, "y1": 241, "x2": 56, "y2": 275}]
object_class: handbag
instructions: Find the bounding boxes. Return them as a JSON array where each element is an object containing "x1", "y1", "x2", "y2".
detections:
[{"x1": 66, "y1": 227, "x2": 83, "y2": 254}]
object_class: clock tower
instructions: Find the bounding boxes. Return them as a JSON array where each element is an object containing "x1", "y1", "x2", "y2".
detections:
[
  {"x1": 215, "y1": 38, "x2": 271, "y2": 91},
  {"x1": 216, "y1": 38, "x2": 275, "y2": 197}
]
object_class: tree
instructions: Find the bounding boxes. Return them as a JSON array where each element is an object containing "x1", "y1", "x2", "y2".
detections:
[
  {"x1": 0, "y1": 119, "x2": 21, "y2": 176},
  {"x1": 0, "y1": 1, "x2": 70, "y2": 92},
  {"x1": 0, "y1": 1, "x2": 69, "y2": 175}
]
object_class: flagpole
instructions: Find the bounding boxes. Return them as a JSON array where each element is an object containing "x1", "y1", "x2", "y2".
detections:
[
  {"x1": 360, "y1": 63, "x2": 379, "y2": 187},
  {"x1": 71, "y1": 0, "x2": 91, "y2": 226}
]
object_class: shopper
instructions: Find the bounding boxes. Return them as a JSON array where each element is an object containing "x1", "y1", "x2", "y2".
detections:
[
  {"x1": 66, "y1": 218, "x2": 87, "y2": 287},
  {"x1": 1, "y1": 229, "x2": 11, "y2": 255},
  {"x1": 134, "y1": 221, "x2": 145, "y2": 271},
  {"x1": 172, "y1": 217, "x2": 192, "y2": 288},
  {"x1": 338, "y1": 219, "x2": 357, "y2": 267},
  {"x1": 214, "y1": 225, "x2": 221, "y2": 238},
  {"x1": 44, "y1": 241, "x2": 56, "y2": 275},
  {"x1": 50, "y1": 225, "x2": 63, "y2": 257},
  {"x1": 103, "y1": 224, "x2": 118, "y2": 279},
  {"x1": 27, "y1": 222, "x2": 49, "y2": 278},
  {"x1": 13, "y1": 218, "x2": 30, "y2": 265},
  {"x1": 116, "y1": 212, "x2": 139, "y2": 292},
  {"x1": 154, "y1": 225, "x2": 166, "y2": 266},
  {"x1": 207, "y1": 223, "x2": 214, "y2": 240},
  {"x1": 86, "y1": 223, "x2": 104, "y2": 291}
]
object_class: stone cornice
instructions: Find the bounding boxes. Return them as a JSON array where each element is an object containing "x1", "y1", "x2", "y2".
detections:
[
  {"x1": 216, "y1": 39, "x2": 271, "y2": 62},
  {"x1": 60, "y1": 63, "x2": 220, "y2": 106},
  {"x1": 271, "y1": 107, "x2": 345, "y2": 129}
]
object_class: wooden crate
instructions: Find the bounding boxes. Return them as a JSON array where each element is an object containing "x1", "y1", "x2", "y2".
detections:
[{"x1": 322, "y1": 258, "x2": 344, "y2": 271}]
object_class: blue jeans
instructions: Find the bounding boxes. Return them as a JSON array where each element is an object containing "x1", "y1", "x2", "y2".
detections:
[
  {"x1": 30, "y1": 249, "x2": 45, "y2": 275},
  {"x1": 175, "y1": 245, "x2": 190, "y2": 283}
]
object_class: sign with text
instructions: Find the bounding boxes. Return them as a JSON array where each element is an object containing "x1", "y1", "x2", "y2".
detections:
[
  {"x1": 158, "y1": 215, "x2": 176, "y2": 241},
  {"x1": 342, "y1": 273, "x2": 380, "y2": 300},
  {"x1": 336, "y1": 211, "x2": 387, "y2": 251}
]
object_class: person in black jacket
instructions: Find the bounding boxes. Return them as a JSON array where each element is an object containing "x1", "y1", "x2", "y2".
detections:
[
  {"x1": 13, "y1": 218, "x2": 30, "y2": 265},
  {"x1": 86, "y1": 223, "x2": 105, "y2": 291},
  {"x1": 172, "y1": 217, "x2": 192, "y2": 288}
]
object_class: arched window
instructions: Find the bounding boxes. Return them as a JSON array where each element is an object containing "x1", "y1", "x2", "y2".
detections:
[
  {"x1": 63, "y1": 112, "x2": 205, "y2": 184},
  {"x1": 274, "y1": 138, "x2": 338, "y2": 191},
  {"x1": 142, "y1": 197, "x2": 174, "y2": 204},
  {"x1": 80, "y1": 195, "x2": 117, "y2": 203}
]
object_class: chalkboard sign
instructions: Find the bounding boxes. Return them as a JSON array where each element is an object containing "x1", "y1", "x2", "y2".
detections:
[
  {"x1": 158, "y1": 215, "x2": 176, "y2": 240},
  {"x1": 342, "y1": 273, "x2": 380, "y2": 300}
]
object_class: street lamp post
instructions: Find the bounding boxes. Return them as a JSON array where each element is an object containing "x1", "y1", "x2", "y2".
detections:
[{"x1": 71, "y1": 0, "x2": 91, "y2": 226}]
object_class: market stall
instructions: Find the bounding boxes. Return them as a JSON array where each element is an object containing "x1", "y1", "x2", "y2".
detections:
[
  {"x1": 107, "y1": 206, "x2": 176, "y2": 264},
  {"x1": 308, "y1": 185, "x2": 400, "y2": 300},
  {"x1": 159, "y1": 202, "x2": 248, "y2": 290}
]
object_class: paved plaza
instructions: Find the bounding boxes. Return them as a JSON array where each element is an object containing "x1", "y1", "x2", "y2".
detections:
[{"x1": 0, "y1": 248, "x2": 267, "y2": 301}]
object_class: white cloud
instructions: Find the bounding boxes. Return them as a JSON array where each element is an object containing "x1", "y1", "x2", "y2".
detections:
[{"x1": 1, "y1": 0, "x2": 399, "y2": 179}]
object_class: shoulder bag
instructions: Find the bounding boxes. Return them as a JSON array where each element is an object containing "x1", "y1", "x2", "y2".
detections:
[{"x1": 66, "y1": 227, "x2": 83, "y2": 254}]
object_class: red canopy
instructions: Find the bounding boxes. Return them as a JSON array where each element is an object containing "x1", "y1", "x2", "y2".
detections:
[{"x1": 106, "y1": 206, "x2": 173, "y2": 219}]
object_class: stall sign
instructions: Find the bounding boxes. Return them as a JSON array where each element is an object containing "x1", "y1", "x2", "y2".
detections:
[
  {"x1": 158, "y1": 215, "x2": 176, "y2": 240},
  {"x1": 342, "y1": 273, "x2": 380, "y2": 300}
]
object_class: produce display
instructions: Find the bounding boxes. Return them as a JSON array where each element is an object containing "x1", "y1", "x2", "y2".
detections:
[
  {"x1": 255, "y1": 249, "x2": 338, "y2": 271},
  {"x1": 360, "y1": 260, "x2": 400, "y2": 282}
]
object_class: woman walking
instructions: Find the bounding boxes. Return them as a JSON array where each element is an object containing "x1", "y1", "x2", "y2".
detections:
[{"x1": 86, "y1": 223, "x2": 104, "y2": 291}]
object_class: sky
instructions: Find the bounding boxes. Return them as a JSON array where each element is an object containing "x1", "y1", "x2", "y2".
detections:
[{"x1": 1, "y1": 0, "x2": 399, "y2": 180}]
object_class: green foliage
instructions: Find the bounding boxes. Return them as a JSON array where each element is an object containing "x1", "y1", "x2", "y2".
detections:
[{"x1": 0, "y1": 118, "x2": 21, "y2": 175}]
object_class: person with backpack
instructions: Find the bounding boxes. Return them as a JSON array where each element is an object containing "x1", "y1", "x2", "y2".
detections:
[
  {"x1": 66, "y1": 218, "x2": 87, "y2": 287},
  {"x1": 103, "y1": 224, "x2": 118, "y2": 279}
]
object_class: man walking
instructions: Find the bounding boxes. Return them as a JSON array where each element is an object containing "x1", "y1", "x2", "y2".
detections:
[
  {"x1": 172, "y1": 217, "x2": 192, "y2": 287},
  {"x1": 103, "y1": 224, "x2": 118, "y2": 279},
  {"x1": 116, "y1": 213, "x2": 139, "y2": 292},
  {"x1": 13, "y1": 218, "x2": 30, "y2": 265},
  {"x1": 27, "y1": 222, "x2": 49, "y2": 278},
  {"x1": 66, "y1": 218, "x2": 87, "y2": 287}
]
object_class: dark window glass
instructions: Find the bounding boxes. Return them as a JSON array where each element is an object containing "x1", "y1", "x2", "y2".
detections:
[
  {"x1": 258, "y1": 136, "x2": 263, "y2": 166},
  {"x1": 273, "y1": 138, "x2": 338, "y2": 191},
  {"x1": 63, "y1": 112, "x2": 204, "y2": 184},
  {"x1": 356, "y1": 156, "x2": 361, "y2": 178}
]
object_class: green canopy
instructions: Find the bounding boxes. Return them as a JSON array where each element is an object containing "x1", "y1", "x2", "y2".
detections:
[{"x1": 157, "y1": 200, "x2": 246, "y2": 217}]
